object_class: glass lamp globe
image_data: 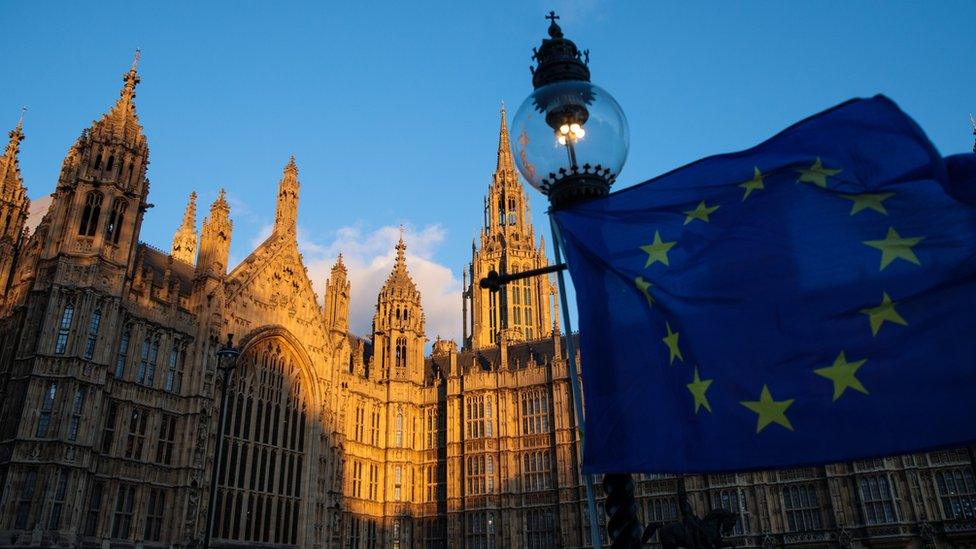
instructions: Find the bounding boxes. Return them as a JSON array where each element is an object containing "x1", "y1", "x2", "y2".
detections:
[{"x1": 510, "y1": 80, "x2": 629, "y2": 194}]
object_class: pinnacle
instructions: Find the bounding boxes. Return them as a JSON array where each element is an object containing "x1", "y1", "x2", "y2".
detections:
[
  {"x1": 181, "y1": 192, "x2": 197, "y2": 227},
  {"x1": 285, "y1": 155, "x2": 298, "y2": 174},
  {"x1": 496, "y1": 104, "x2": 517, "y2": 174}
]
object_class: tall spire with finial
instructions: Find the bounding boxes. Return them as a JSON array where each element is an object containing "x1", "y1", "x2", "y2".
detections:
[
  {"x1": 1, "y1": 110, "x2": 27, "y2": 200},
  {"x1": 171, "y1": 191, "x2": 198, "y2": 264},
  {"x1": 89, "y1": 49, "x2": 146, "y2": 148},
  {"x1": 497, "y1": 102, "x2": 517, "y2": 174}
]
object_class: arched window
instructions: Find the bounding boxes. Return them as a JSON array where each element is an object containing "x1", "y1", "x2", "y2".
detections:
[
  {"x1": 78, "y1": 191, "x2": 103, "y2": 237},
  {"x1": 84, "y1": 308, "x2": 102, "y2": 360},
  {"x1": 54, "y1": 301, "x2": 74, "y2": 354},
  {"x1": 395, "y1": 413, "x2": 403, "y2": 448},
  {"x1": 106, "y1": 155, "x2": 115, "y2": 171},
  {"x1": 115, "y1": 325, "x2": 131, "y2": 378},
  {"x1": 94, "y1": 153, "x2": 102, "y2": 170},
  {"x1": 104, "y1": 199, "x2": 127, "y2": 244},
  {"x1": 217, "y1": 339, "x2": 308, "y2": 545},
  {"x1": 395, "y1": 337, "x2": 407, "y2": 374}
]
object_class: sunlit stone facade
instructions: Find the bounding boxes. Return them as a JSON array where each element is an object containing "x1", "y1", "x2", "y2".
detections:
[{"x1": 0, "y1": 64, "x2": 972, "y2": 549}]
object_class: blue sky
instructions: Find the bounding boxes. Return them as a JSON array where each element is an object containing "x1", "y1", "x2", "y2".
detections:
[{"x1": 2, "y1": 1, "x2": 974, "y2": 343}]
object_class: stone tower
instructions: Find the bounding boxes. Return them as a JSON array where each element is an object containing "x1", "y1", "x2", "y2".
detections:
[
  {"x1": 464, "y1": 106, "x2": 554, "y2": 349},
  {"x1": 171, "y1": 191, "x2": 198, "y2": 264},
  {"x1": 372, "y1": 234, "x2": 426, "y2": 383},
  {"x1": 0, "y1": 117, "x2": 29, "y2": 292},
  {"x1": 39, "y1": 59, "x2": 149, "y2": 266}
]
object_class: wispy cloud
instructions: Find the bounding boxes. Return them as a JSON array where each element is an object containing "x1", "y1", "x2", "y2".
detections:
[{"x1": 298, "y1": 223, "x2": 462, "y2": 346}]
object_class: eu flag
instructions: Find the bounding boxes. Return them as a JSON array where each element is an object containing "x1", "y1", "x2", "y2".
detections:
[{"x1": 554, "y1": 96, "x2": 976, "y2": 473}]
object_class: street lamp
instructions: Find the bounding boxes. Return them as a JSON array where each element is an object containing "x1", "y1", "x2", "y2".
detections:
[
  {"x1": 507, "y1": 11, "x2": 640, "y2": 548},
  {"x1": 510, "y1": 11, "x2": 629, "y2": 209},
  {"x1": 203, "y1": 333, "x2": 241, "y2": 549}
]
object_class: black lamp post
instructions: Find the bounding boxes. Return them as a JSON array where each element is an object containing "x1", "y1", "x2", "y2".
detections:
[
  {"x1": 203, "y1": 334, "x2": 241, "y2": 549},
  {"x1": 496, "y1": 12, "x2": 642, "y2": 548}
]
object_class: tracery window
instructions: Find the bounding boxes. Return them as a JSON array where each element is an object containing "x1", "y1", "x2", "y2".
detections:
[
  {"x1": 136, "y1": 335, "x2": 159, "y2": 386},
  {"x1": 104, "y1": 198, "x2": 127, "y2": 244},
  {"x1": 521, "y1": 390, "x2": 550, "y2": 435},
  {"x1": 216, "y1": 337, "x2": 308, "y2": 546},
  {"x1": 712, "y1": 488, "x2": 747, "y2": 535},
  {"x1": 354, "y1": 403, "x2": 365, "y2": 442},
  {"x1": 466, "y1": 395, "x2": 487, "y2": 439},
  {"x1": 859, "y1": 474, "x2": 898, "y2": 524},
  {"x1": 78, "y1": 191, "x2": 103, "y2": 237},
  {"x1": 395, "y1": 412, "x2": 404, "y2": 448},
  {"x1": 67, "y1": 386, "x2": 86, "y2": 441},
  {"x1": 935, "y1": 468, "x2": 976, "y2": 519},
  {"x1": 522, "y1": 450, "x2": 551, "y2": 491},
  {"x1": 111, "y1": 484, "x2": 135, "y2": 539},
  {"x1": 115, "y1": 326, "x2": 131, "y2": 378},
  {"x1": 54, "y1": 301, "x2": 74, "y2": 355},
  {"x1": 526, "y1": 508, "x2": 554, "y2": 548},
  {"x1": 425, "y1": 407, "x2": 437, "y2": 449},
  {"x1": 466, "y1": 454, "x2": 493, "y2": 495},
  {"x1": 465, "y1": 511, "x2": 496, "y2": 549},
  {"x1": 36, "y1": 382, "x2": 57, "y2": 437},
  {"x1": 84, "y1": 308, "x2": 101, "y2": 360},
  {"x1": 395, "y1": 337, "x2": 407, "y2": 375},
  {"x1": 165, "y1": 342, "x2": 185, "y2": 393},
  {"x1": 782, "y1": 483, "x2": 822, "y2": 531}
]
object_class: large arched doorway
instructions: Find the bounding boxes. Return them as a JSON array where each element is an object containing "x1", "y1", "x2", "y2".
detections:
[{"x1": 213, "y1": 334, "x2": 311, "y2": 547}]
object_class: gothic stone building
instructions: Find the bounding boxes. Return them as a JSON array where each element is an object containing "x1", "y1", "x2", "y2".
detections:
[{"x1": 0, "y1": 64, "x2": 972, "y2": 549}]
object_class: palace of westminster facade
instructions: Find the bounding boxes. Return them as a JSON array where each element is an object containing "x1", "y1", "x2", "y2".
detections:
[{"x1": 0, "y1": 63, "x2": 972, "y2": 549}]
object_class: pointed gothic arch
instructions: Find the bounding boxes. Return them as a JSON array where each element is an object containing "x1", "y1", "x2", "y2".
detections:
[{"x1": 214, "y1": 326, "x2": 321, "y2": 547}]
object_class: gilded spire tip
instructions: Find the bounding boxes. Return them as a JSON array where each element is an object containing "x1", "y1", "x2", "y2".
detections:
[
  {"x1": 17, "y1": 107, "x2": 26, "y2": 129},
  {"x1": 131, "y1": 48, "x2": 141, "y2": 72}
]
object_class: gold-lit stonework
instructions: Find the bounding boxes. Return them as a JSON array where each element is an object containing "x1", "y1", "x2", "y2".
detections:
[{"x1": 0, "y1": 67, "x2": 970, "y2": 549}]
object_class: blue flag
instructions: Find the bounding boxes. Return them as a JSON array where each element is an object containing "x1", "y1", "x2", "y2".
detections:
[{"x1": 554, "y1": 96, "x2": 976, "y2": 473}]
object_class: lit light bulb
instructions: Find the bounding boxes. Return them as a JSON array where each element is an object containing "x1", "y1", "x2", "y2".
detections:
[
  {"x1": 559, "y1": 124, "x2": 570, "y2": 135},
  {"x1": 575, "y1": 127, "x2": 585, "y2": 139},
  {"x1": 557, "y1": 135, "x2": 567, "y2": 145},
  {"x1": 570, "y1": 123, "x2": 581, "y2": 134}
]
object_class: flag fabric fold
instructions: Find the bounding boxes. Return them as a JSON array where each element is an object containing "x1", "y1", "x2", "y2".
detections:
[{"x1": 554, "y1": 95, "x2": 976, "y2": 473}]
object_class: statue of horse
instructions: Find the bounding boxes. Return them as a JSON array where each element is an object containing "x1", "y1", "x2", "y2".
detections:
[{"x1": 642, "y1": 508, "x2": 739, "y2": 549}]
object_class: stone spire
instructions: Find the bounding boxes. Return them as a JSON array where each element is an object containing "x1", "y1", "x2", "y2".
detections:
[
  {"x1": 0, "y1": 113, "x2": 27, "y2": 201},
  {"x1": 91, "y1": 49, "x2": 145, "y2": 146},
  {"x1": 171, "y1": 191, "x2": 198, "y2": 264},
  {"x1": 324, "y1": 253, "x2": 350, "y2": 334},
  {"x1": 274, "y1": 156, "x2": 300, "y2": 236},
  {"x1": 496, "y1": 102, "x2": 517, "y2": 174},
  {"x1": 0, "y1": 114, "x2": 30, "y2": 292},
  {"x1": 196, "y1": 189, "x2": 233, "y2": 277}
]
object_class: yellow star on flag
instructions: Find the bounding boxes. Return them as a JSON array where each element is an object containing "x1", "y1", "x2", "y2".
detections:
[
  {"x1": 814, "y1": 351, "x2": 868, "y2": 401},
  {"x1": 686, "y1": 367, "x2": 713, "y2": 414},
  {"x1": 683, "y1": 201, "x2": 719, "y2": 225},
  {"x1": 738, "y1": 167, "x2": 765, "y2": 201},
  {"x1": 640, "y1": 231, "x2": 677, "y2": 267},
  {"x1": 635, "y1": 276, "x2": 654, "y2": 307},
  {"x1": 796, "y1": 157, "x2": 842, "y2": 188},
  {"x1": 740, "y1": 385, "x2": 794, "y2": 433},
  {"x1": 662, "y1": 322, "x2": 683, "y2": 365},
  {"x1": 860, "y1": 291, "x2": 908, "y2": 336},
  {"x1": 840, "y1": 192, "x2": 895, "y2": 215},
  {"x1": 863, "y1": 227, "x2": 924, "y2": 270}
]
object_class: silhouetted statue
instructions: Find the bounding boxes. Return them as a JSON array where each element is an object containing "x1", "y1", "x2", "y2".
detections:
[{"x1": 642, "y1": 479, "x2": 739, "y2": 549}]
